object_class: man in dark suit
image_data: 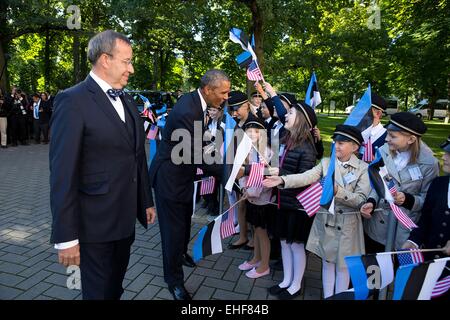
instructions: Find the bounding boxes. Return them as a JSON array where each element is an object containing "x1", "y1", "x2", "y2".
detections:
[
  {"x1": 31, "y1": 93, "x2": 50, "y2": 144},
  {"x1": 49, "y1": 30, "x2": 156, "y2": 300},
  {"x1": 148, "y1": 69, "x2": 230, "y2": 300}
]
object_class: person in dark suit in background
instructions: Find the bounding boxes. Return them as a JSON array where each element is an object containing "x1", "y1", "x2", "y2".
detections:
[
  {"x1": 49, "y1": 30, "x2": 156, "y2": 300},
  {"x1": 31, "y1": 93, "x2": 50, "y2": 144},
  {"x1": 148, "y1": 69, "x2": 230, "y2": 300}
]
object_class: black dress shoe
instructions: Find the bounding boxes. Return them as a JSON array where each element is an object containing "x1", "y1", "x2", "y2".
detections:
[
  {"x1": 168, "y1": 284, "x2": 192, "y2": 300},
  {"x1": 278, "y1": 288, "x2": 301, "y2": 300},
  {"x1": 182, "y1": 253, "x2": 196, "y2": 268},
  {"x1": 268, "y1": 285, "x2": 287, "y2": 296},
  {"x1": 227, "y1": 240, "x2": 248, "y2": 250}
]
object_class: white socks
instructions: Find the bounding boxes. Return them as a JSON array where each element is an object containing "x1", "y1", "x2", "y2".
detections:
[
  {"x1": 287, "y1": 242, "x2": 306, "y2": 294},
  {"x1": 278, "y1": 240, "x2": 292, "y2": 288},
  {"x1": 278, "y1": 241, "x2": 307, "y2": 294},
  {"x1": 322, "y1": 260, "x2": 350, "y2": 298}
]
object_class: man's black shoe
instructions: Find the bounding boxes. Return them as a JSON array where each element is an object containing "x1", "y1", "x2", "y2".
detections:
[
  {"x1": 182, "y1": 253, "x2": 196, "y2": 268},
  {"x1": 168, "y1": 284, "x2": 192, "y2": 300}
]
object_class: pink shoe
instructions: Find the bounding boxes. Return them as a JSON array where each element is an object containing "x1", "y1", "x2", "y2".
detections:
[
  {"x1": 245, "y1": 267, "x2": 270, "y2": 279},
  {"x1": 238, "y1": 261, "x2": 260, "y2": 271}
]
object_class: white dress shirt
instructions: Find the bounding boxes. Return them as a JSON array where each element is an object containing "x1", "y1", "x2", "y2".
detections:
[
  {"x1": 197, "y1": 89, "x2": 207, "y2": 112},
  {"x1": 89, "y1": 71, "x2": 126, "y2": 122},
  {"x1": 361, "y1": 123, "x2": 385, "y2": 143},
  {"x1": 54, "y1": 72, "x2": 127, "y2": 251}
]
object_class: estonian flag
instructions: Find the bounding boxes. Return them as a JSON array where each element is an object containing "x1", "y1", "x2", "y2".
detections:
[
  {"x1": 305, "y1": 72, "x2": 322, "y2": 109},
  {"x1": 229, "y1": 28, "x2": 257, "y2": 61},
  {"x1": 235, "y1": 35, "x2": 255, "y2": 68},
  {"x1": 345, "y1": 253, "x2": 395, "y2": 300},
  {"x1": 393, "y1": 257, "x2": 450, "y2": 300},
  {"x1": 193, "y1": 215, "x2": 223, "y2": 263}
]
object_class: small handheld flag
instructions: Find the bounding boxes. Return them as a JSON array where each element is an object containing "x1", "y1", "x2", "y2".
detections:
[
  {"x1": 296, "y1": 179, "x2": 324, "y2": 217},
  {"x1": 246, "y1": 60, "x2": 264, "y2": 82},
  {"x1": 305, "y1": 72, "x2": 322, "y2": 109}
]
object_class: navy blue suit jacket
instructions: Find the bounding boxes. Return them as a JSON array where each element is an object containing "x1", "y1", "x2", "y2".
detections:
[{"x1": 49, "y1": 75, "x2": 152, "y2": 244}]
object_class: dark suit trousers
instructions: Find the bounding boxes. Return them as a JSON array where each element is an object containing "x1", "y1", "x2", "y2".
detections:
[
  {"x1": 155, "y1": 185, "x2": 193, "y2": 287},
  {"x1": 79, "y1": 233, "x2": 134, "y2": 300}
]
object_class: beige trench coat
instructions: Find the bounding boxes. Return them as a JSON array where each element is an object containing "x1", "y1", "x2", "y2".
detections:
[{"x1": 281, "y1": 154, "x2": 370, "y2": 268}]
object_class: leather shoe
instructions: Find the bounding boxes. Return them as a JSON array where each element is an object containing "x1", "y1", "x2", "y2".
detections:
[
  {"x1": 182, "y1": 253, "x2": 196, "y2": 268},
  {"x1": 168, "y1": 284, "x2": 192, "y2": 300},
  {"x1": 227, "y1": 240, "x2": 248, "y2": 250},
  {"x1": 278, "y1": 288, "x2": 301, "y2": 300}
]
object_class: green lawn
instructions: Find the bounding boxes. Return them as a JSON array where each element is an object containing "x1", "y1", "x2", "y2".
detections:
[{"x1": 316, "y1": 114, "x2": 449, "y2": 170}]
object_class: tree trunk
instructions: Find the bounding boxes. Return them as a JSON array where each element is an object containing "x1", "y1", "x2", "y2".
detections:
[
  {"x1": 249, "y1": 0, "x2": 264, "y2": 68},
  {"x1": 0, "y1": 39, "x2": 8, "y2": 93},
  {"x1": 80, "y1": 38, "x2": 88, "y2": 81},
  {"x1": 246, "y1": 0, "x2": 264, "y2": 95},
  {"x1": 44, "y1": 28, "x2": 51, "y2": 89},
  {"x1": 73, "y1": 32, "x2": 80, "y2": 85},
  {"x1": 152, "y1": 52, "x2": 158, "y2": 90},
  {"x1": 160, "y1": 50, "x2": 165, "y2": 90},
  {"x1": 428, "y1": 88, "x2": 438, "y2": 120}
]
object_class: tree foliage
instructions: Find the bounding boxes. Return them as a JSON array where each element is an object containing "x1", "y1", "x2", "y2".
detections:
[{"x1": 1, "y1": 0, "x2": 447, "y2": 112}]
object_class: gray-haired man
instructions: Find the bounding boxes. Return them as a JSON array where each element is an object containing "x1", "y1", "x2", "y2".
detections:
[{"x1": 50, "y1": 30, "x2": 156, "y2": 300}]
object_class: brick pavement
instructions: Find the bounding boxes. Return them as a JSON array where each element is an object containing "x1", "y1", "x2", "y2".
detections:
[{"x1": 0, "y1": 143, "x2": 323, "y2": 300}]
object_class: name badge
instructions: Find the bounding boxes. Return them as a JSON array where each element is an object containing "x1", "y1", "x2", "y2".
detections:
[
  {"x1": 408, "y1": 166, "x2": 423, "y2": 181},
  {"x1": 343, "y1": 172, "x2": 357, "y2": 185}
]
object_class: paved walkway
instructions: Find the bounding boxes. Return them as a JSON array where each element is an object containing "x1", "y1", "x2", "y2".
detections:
[{"x1": 0, "y1": 143, "x2": 323, "y2": 300}]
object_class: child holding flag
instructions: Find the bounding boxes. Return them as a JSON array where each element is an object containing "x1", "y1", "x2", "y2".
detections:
[
  {"x1": 264, "y1": 124, "x2": 371, "y2": 298},
  {"x1": 261, "y1": 101, "x2": 318, "y2": 299},
  {"x1": 237, "y1": 118, "x2": 274, "y2": 279},
  {"x1": 360, "y1": 112, "x2": 439, "y2": 252}
]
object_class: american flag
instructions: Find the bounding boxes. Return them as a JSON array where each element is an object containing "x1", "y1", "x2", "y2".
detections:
[
  {"x1": 200, "y1": 176, "x2": 215, "y2": 195},
  {"x1": 246, "y1": 60, "x2": 263, "y2": 81},
  {"x1": 397, "y1": 249, "x2": 424, "y2": 266},
  {"x1": 216, "y1": 191, "x2": 239, "y2": 239},
  {"x1": 389, "y1": 202, "x2": 418, "y2": 230},
  {"x1": 431, "y1": 275, "x2": 450, "y2": 298},
  {"x1": 147, "y1": 125, "x2": 158, "y2": 140},
  {"x1": 296, "y1": 179, "x2": 324, "y2": 217},
  {"x1": 386, "y1": 179, "x2": 418, "y2": 230},
  {"x1": 246, "y1": 162, "x2": 265, "y2": 188},
  {"x1": 220, "y1": 210, "x2": 236, "y2": 239},
  {"x1": 387, "y1": 179, "x2": 398, "y2": 195},
  {"x1": 362, "y1": 138, "x2": 374, "y2": 162}
]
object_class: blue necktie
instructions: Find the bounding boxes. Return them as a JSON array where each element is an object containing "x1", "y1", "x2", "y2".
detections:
[{"x1": 107, "y1": 89, "x2": 124, "y2": 100}]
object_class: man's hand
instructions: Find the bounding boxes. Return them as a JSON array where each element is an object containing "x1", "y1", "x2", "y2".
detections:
[
  {"x1": 146, "y1": 207, "x2": 156, "y2": 224},
  {"x1": 360, "y1": 202, "x2": 374, "y2": 219},
  {"x1": 262, "y1": 176, "x2": 283, "y2": 188},
  {"x1": 58, "y1": 244, "x2": 80, "y2": 267},
  {"x1": 394, "y1": 192, "x2": 406, "y2": 206}
]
